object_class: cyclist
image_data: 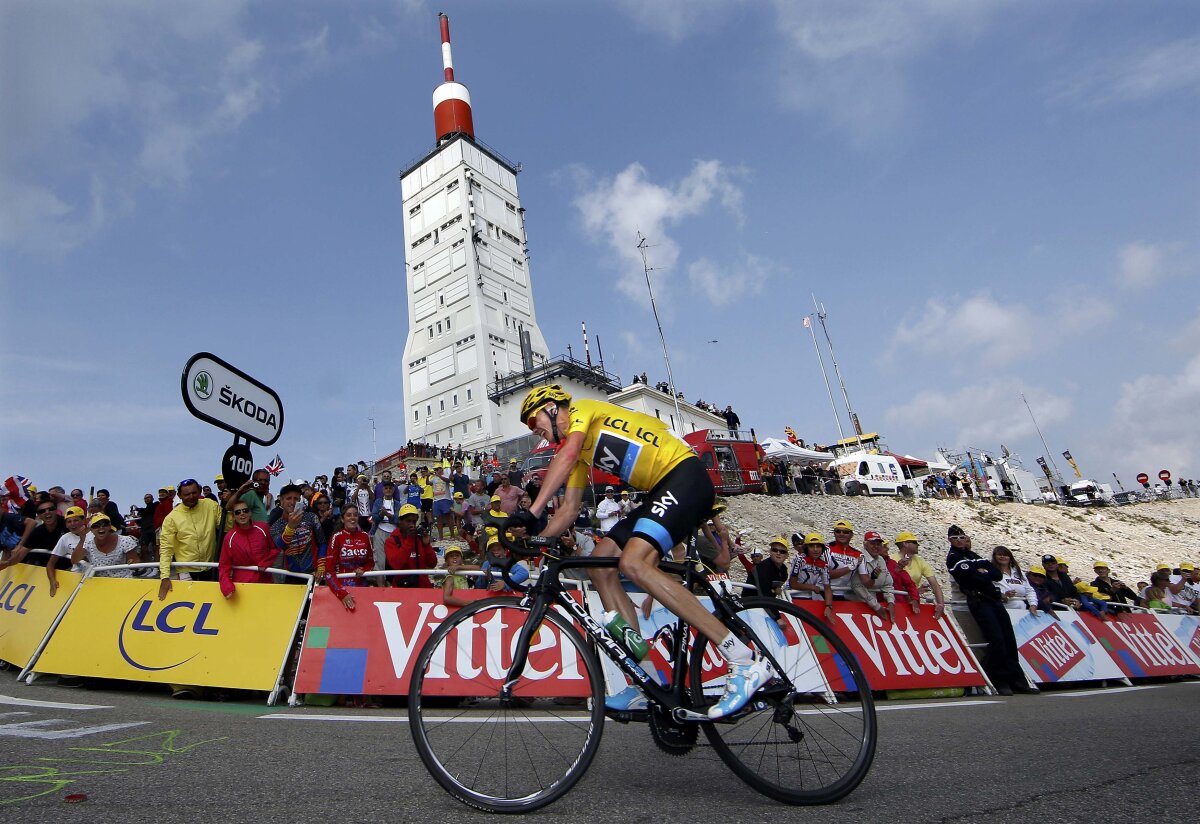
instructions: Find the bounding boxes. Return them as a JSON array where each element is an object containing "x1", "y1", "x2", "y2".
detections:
[{"x1": 517, "y1": 384, "x2": 770, "y2": 719}]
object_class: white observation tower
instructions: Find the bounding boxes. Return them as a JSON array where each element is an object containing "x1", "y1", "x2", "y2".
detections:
[{"x1": 400, "y1": 13, "x2": 553, "y2": 449}]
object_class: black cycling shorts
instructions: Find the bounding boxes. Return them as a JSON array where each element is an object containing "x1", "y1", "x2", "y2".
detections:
[{"x1": 605, "y1": 457, "x2": 714, "y2": 556}]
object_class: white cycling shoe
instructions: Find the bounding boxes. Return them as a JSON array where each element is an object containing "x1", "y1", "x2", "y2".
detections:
[{"x1": 707, "y1": 658, "x2": 772, "y2": 719}]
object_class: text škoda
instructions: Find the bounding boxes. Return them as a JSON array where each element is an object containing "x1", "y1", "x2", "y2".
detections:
[{"x1": 219, "y1": 386, "x2": 278, "y2": 430}]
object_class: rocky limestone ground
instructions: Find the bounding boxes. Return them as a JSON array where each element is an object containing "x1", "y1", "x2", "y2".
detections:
[{"x1": 721, "y1": 493, "x2": 1200, "y2": 593}]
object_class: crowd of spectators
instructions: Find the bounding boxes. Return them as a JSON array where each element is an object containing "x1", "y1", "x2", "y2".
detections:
[
  {"x1": 726, "y1": 518, "x2": 1199, "y2": 695},
  {"x1": 5, "y1": 472, "x2": 1198, "y2": 703}
]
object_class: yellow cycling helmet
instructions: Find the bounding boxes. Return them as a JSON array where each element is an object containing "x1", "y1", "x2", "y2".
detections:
[{"x1": 519, "y1": 384, "x2": 572, "y2": 425}]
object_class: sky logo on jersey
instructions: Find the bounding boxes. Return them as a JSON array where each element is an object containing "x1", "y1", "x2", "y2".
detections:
[{"x1": 594, "y1": 432, "x2": 640, "y2": 483}]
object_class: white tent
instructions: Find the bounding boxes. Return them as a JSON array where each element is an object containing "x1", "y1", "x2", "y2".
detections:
[{"x1": 760, "y1": 437, "x2": 833, "y2": 464}]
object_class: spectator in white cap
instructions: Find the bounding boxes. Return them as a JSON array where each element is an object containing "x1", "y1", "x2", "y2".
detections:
[{"x1": 596, "y1": 486, "x2": 621, "y2": 534}]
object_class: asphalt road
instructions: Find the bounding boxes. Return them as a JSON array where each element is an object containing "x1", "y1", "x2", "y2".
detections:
[{"x1": 1, "y1": 671, "x2": 1196, "y2": 823}]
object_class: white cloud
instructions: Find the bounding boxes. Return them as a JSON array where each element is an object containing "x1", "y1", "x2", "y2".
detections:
[
  {"x1": 1118, "y1": 242, "x2": 1165, "y2": 287},
  {"x1": 1109, "y1": 351, "x2": 1200, "y2": 477},
  {"x1": 0, "y1": 1, "x2": 282, "y2": 254},
  {"x1": 613, "y1": 0, "x2": 744, "y2": 41},
  {"x1": 613, "y1": 1, "x2": 1004, "y2": 141},
  {"x1": 688, "y1": 253, "x2": 776, "y2": 305},
  {"x1": 887, "y1": 380, "x2": 1073, "y2": 448},
  {"x1": 571, "y1": 159, "x2": 746, "y2": 302},
  {"x1": 1052, "y1": 37, "x2": 1200, "y2": 108},
  {"x1": 890, "y1": 290, "x2": 1113, "y2": 368},
  {"x1": 1116, "y1": 241, "x2": 1194, "y2": 290}
]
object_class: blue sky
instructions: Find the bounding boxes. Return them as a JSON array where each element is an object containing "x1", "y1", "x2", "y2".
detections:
[{"x1": 2, "y1": 0, "x2": 1198, "y2": 508}]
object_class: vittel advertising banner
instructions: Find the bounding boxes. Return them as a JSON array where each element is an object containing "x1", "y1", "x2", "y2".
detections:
[
  {"x1": 0, "y1": 564, "x2": 82, "y2": 669},
  {"x1": 795, "y1": 601, "x2": 988, "y2": 690},
  {"x1": 294, "y1": 589, "x2": 592, "y2": 696},
  {"x1": 33, "y1": 578, "x2": 306, "y2": 689},
  {"x1": 1009, "y1": 610, "x2": 1126, "y2": 684},
  {"x1": 1082, "y1": 613, "x2": 1200, "y2": 678},
  {"x1": 1153, "y1": 614, "x2": 1200, "y2": 667}
]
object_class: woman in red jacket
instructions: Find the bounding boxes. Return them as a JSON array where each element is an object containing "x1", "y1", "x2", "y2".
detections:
[
  {"x1": 219, "y1": 504, "x2": 276, "y2": 598},
  {"x1": 326, "y1": 505, "x2": 374, "y2": 610}
]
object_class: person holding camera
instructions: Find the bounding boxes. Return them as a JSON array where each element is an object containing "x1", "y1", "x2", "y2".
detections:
[
  {"x1": 383, "y1": 503, "x2": 437, "y2": 587},
  {"x1": 848, "y1": 531, "x2": 896, "y2": 624}
]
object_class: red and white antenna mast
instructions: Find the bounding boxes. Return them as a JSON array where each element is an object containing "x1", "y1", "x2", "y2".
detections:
[{"x1": 433, "y1": 13, "x2": 475, "y2": 143}]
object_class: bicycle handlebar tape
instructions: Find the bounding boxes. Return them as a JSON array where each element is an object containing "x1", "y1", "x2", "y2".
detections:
[{"x1": 433, "y1": 13, "x2": 474, "y2": 144}]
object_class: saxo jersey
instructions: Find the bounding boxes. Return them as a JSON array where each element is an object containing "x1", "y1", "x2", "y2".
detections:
[{"x1": 565, "y1": 399, "x2": 693, "y2": 492}]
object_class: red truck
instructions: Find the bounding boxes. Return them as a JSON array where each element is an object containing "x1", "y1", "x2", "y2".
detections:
[{"x1": 683, "y1": 429, "x2": 765, "y2": 495}]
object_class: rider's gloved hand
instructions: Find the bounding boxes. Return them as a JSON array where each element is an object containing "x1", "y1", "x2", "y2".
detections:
[{"x1": 508, "y1": 509, "x2": 539, "y2": 533}]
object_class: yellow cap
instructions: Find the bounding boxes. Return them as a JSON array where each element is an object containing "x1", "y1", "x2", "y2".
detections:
[
  {"x1": 64, "y1": 506, "x2": 86, "y2": 519},
  {"x1": 895, "y1": 532, "x2": 919, "y2": 545},
  {"x1": 214, "y1": 473, "x2": 225, "y2": 481},
  {"x1": 397, "y1": 504, "x2": 420, "y2": 518},
  {"x1": 1092, "y1": 558, "x2": 1111, "y2": 569},
  {"x1": 88, "y1": 513, "x2": 111, "y2": 526},
  {"x1": 833, "y1": 519, "x2": 854, "y2": 531},
  {"x1": 490, "y1": 494, "x2": 502, "y2": 503},
  {"x1": 768, "y1": 536, "x2": 788, "y2": 549},
  {"x1": 1157, "y1": 562, "x2": 1172, "y2": 571},
  {"x1": 453, "y1": 492, "x2": 464, "y2": 499},
  {"x1": 1054, "y1": 556, "x2": 1066, "y2": 565},
  {"x1": 804, "y1": 532, "x2": 826, "y2": 545},
  {"x1": 1028, "y1": 566, "x2": 1046, "y2": 576},
  {"x1": 1180, "y1": 562, "x2": 1195, "y2": 571}
]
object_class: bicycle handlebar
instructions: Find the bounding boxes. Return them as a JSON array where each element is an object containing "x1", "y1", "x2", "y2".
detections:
[{"x1": 479, "y1": 511, "x2": 560, "y2": 592}]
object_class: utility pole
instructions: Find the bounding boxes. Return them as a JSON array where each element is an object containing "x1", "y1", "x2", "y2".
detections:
[
  {"x1": 813, "y1": 295, "x2": 863, "y2": 451},
  {"x1": 368, "y1": 416, "x2": 378, "y2": 475},
  {"x1": 805, "y1": 315, "x2": 845, "y2": 444},
  {"x1": 638, "y1": 233, "x2": 685, "y2": 431}
]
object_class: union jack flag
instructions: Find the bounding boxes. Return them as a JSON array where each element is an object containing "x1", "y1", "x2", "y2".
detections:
[
  {"x1": 265, "y1": 455, "x2": 285, "y2": 477},
  {"x1": 4, "y1": 475, "x2": 33, "y2": 505}
]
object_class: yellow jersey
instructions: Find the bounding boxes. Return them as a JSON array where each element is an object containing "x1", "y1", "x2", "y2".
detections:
[{"x1": 565, "y1": 399, "x2": 693, "y2": 491}]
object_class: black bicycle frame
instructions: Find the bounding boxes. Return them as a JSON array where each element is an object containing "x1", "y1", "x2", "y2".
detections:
[{"x1": 501, "y1": 553, "x2": 779, "y2": 713}]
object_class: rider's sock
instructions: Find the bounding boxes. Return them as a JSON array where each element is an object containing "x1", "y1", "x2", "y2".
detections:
[{"x1": 716, "y1": 632, "x2": 753, "y2": 665}]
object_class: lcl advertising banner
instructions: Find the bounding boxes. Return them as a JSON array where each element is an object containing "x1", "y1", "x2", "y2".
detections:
[
  {"x1": 0, "y1": 564, "x2": 82, "y2": 669},
  {"x1": 1154, "y1": 614, "x2": 1200, "y2": 667},
  {"x1": 295, "y1": 588, "x2": 593, "y2": 696},
  {"x1": 1080, "y1": 612, "x2": 1200, "y2": 678},
  {"x1": 795, "y1": 601, "x2": 988, "y2": 690},
  {"x1": 33, "y1": 578, "x2": 307, "y2": 689},
  {"x1": 1008, "y1": 610, "x2": 1126, "y2": 684}
]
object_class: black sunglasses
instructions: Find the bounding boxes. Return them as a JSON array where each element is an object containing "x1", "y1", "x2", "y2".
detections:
[
  {"x1": 38, "y1": 507, "x2": 56, "y2": 514},
  {"x1": 232, "y1": 508, "x2": 250, "y2": 515}
]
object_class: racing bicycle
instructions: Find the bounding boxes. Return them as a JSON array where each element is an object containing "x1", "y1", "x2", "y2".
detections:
[{"x1": 406, "y1": 516, "x2": 877, "y2": 812}]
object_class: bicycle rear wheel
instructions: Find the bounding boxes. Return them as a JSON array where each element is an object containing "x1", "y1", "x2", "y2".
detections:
[
  {"x1": 407, "y1": 597, "x2": 605, "y2": 813},
  {"x1": 688, "y1": 597, "x2": 876, "y2": 805}
]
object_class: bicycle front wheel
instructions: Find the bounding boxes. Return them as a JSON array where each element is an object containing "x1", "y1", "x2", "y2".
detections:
[
  {"x1": 407, "y1": 597, "x2": 605, "y2": 813},
  {"x1": 689, "y1": 597, "x2": 876, "y2": 805}
]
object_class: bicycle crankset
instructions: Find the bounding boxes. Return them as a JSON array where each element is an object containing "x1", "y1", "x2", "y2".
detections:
[{"x1": 648, "y1": 704, "x2": 698, "y2": 756}]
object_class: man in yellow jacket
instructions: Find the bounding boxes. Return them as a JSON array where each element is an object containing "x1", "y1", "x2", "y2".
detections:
[{"x1": 158, "y1": 479, "x2": 221, "y2": 600}]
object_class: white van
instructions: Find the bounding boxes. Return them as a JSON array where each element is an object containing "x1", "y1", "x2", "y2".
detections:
[
  {"x1": 1068, "y1": 480, "x2": 1114, "y2": 506},
  {"x1": 831, "y1": 453, "x2": 914, "y2": 497}
]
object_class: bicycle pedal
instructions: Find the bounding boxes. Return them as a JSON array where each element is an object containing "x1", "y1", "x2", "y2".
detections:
[
  {"x1": 605, "y1": 709, "x2": 649, "y2": 724},
  {"x1": 670, "y1": 708, "x2": 710, "y2": 723}
]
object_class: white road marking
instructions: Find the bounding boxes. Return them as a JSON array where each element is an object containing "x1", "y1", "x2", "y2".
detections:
[
  {"x1": 259, "y1": 713, "x2": 592, "y2": 724},
  {"x1": 0, "y1": 693, "x2": 112, "y2": 710},
  {"x1": 873, "y1": 700, "x2": 996, "y2": 712},
  {"x1": 261, "y1": 699, "x2": 1000, "y2": 725},
  {"x1": 0, "y1": 712, "x2": 148, "y2": 739},
  {"x1": 1044, "y1": 685, "x2": 1161, "y2": 698}
]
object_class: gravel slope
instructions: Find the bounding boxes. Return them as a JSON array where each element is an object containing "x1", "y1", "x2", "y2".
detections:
[{"x1": 721, "y1": 493, "x2": 1200, "y2": 591}]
